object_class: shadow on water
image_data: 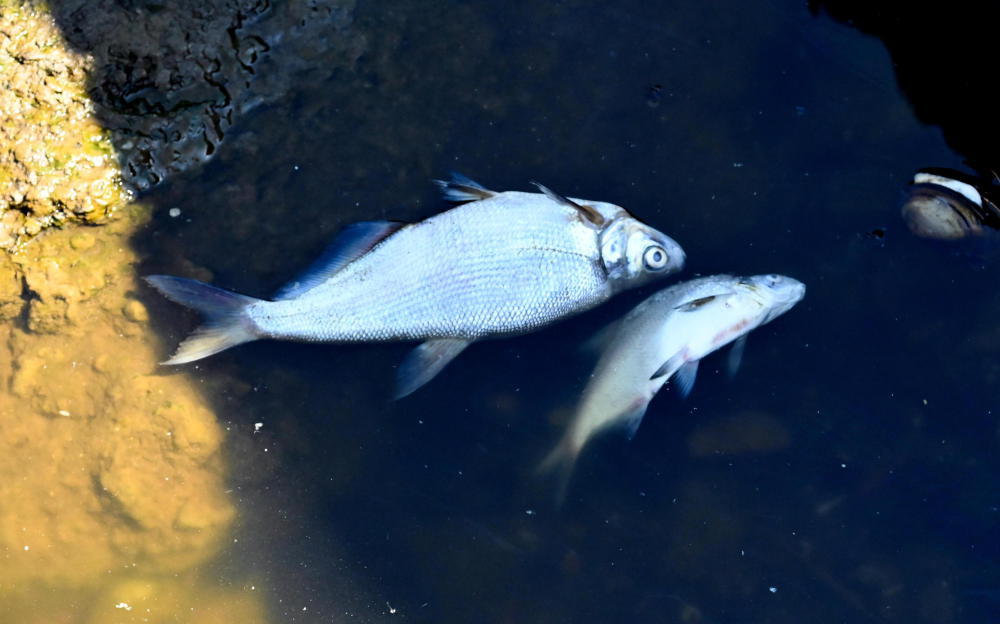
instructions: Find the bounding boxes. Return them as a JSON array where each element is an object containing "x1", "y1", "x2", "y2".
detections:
[{"x1": 38, "y1": 0, "x2": 1000, "y2": 622}]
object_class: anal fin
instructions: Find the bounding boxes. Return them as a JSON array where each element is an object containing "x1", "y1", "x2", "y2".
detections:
[{"x1": 395, "y1": 338, "x2": 471, "y2": 399}]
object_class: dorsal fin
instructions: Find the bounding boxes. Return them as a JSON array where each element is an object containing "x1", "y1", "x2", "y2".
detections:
[
  {"x1": 529, "y1": 181, "x2": 606, "y2": 226},
  {"x1": 273, "y1": 221, "x2": 405, "y2": 300},
  {"x1": 434, "y1": 172, "x2": 496, "y2": 203}
]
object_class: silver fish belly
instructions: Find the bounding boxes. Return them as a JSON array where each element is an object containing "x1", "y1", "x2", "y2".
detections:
[
  {"x1": 146, "y1": 173, "x2": 686, "y2": 397},
  {"x1": 539, "y1": 273, "x2": 805, "y2": 499}
]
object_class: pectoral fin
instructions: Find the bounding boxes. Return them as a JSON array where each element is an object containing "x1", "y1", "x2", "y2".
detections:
[
  {"x1": 650, "y1": 352, "x2": 685, "y2": 380},
  {"x1": 674, "y1": 292, "x2": 735, "y2": 312},
  {"x1": 274, "y1": 221, "x2": 405, "y2": 300},
  {"x1": 395, "y1": 338, "x2": 471, "y2": 399},
  {"x1": 727, "y1": 335, "x2": 747, "y2": 378}
]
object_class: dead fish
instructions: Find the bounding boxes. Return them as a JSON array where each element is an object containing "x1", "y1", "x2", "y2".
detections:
[
  {"x1": 901, "y1": 168, "x2": 1000, "y2": 240},
  {"x1": 147, "y1": 173, "x2": 686, "y2": 397},
  {"x1": 539, "y1": 273, "x2": 805, "y2": 499}
]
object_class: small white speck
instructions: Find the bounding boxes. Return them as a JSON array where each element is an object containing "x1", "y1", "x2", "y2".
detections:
[
  {"x1": 841, "y1": 463, "x2": 847, "y2": 468},
  {"x1": 23, "y1": 545, "x2": 29, "y2": 551},
  {"x1": 293, "y1": 165, "x2": 300, "y2": 171},
  {"x1": 115, "y1": 602, "x2": 133, "y2": 611},
  {"x1": 525, "y1": 509, "x2": 535, "y2": 516},
  {"x1": 733, "y1": 162, "x2": 744, "y2": 168},
  {"x1": 254, "y1": 422, "x2": 263, "y2": 433},
  {"x1": 168, "y1": 208, "x2": 181, "y2": 218},
  {"x1": 769, "y1": 587, "x2": 777, "y2": 593},
  {"x1": 387, "y1": 602, "x2": 397, "y2": 614},
  {"x1": 57, "y1": 410, "x2": 70, "y2": 417}
]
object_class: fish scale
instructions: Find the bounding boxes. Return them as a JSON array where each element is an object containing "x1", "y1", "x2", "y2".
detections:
[{"x1": 251, "y1": 195, "x2": 610, "y2": 341}]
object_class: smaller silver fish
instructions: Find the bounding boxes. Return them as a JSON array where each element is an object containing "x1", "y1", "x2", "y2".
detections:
[{"x1": 539, "y1": 273, "x2": 805, "y2": 499}]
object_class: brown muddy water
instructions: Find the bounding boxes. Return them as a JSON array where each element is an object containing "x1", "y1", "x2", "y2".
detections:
[{"x1": 2, "y1": 0, "x2": 998, "y2": 623}]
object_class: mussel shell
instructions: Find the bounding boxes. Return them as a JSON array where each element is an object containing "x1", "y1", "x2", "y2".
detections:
[{"x1": 901, "y1": 183, "x2": 986, "y2": 240}]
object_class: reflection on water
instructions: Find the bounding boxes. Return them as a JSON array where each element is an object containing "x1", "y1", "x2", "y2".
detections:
[{"x1": 2, "y1": 0, "x2": 999, "y2": 622}]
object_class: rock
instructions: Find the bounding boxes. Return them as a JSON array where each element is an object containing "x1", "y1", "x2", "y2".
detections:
[
  {"x1": 1, "y1": 0, "x2": 364, "y2": 248},
  {"x1": 122, "y1": 299, "x2": 149, "y2": 323},
  {"x1": 69, "y1": 232, "x2": 95, "y2": 251},
  {"x1": 0, "y1": 205, "x2": 234, "y2": 596}
]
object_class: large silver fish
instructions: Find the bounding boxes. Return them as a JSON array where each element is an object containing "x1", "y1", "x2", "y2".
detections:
[
  {"x1": 539, "y1": 273, "x2": 805, "y2": 498},
  {"x1": 147, "y1": 173, "x2": 686, "y2": 396}
]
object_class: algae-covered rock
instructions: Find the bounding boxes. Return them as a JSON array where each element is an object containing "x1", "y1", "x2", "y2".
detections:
[
  {"x1": 0, "y1": 3, "x2": 130, "y2": 249},
  {"x1": 1, "y1": 0, "x2": 363, "y2": 249}
]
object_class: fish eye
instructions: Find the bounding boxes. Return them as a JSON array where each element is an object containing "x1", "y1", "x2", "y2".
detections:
[
  {"x1": 642, "y1": 245, "x2": 669, "y2": 271},
  {"x1": 766, "y1": 274, "x2": 781, "y2": 287}
]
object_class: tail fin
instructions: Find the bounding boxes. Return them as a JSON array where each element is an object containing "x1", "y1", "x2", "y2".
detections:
[
  {"x1": 536, "y1": 435, "x2": 583, "y2": 506},
  {"x1": 145, "y1": 275, "x2": 261, "y2": 364}
]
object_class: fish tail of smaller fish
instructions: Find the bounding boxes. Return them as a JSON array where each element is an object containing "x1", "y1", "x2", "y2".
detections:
[
  {"x1": 536, "y1": 435, "x2": 582, "y2": 505},
  {"x1": 145, "y1": 275, "x2": 261, "y2": 364}
]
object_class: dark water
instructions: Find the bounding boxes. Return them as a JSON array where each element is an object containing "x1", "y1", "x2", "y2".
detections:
[{"x1": 132, "y1": 0, "x2": 998, "y2": 622}]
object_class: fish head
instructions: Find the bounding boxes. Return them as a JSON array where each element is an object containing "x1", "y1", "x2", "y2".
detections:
[
  {"x1": 598, "y1": 212, "x2": 685, "y2": 290},
  {"x1": 741, "y1": 274, "x2": 806, "y2": 323}
]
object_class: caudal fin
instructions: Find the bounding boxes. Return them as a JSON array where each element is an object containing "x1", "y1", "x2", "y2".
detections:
[{"x1": 145, "y1": 275, "x2": 261, "y2": 364}]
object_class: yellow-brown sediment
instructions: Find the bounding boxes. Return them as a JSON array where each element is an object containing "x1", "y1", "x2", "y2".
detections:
[
  {"x1": 0, "y1": 6, "x2": 263, "y2": 619},
  {"x1": 0, "y1": 207, "x2": 263, "y2": 620}
]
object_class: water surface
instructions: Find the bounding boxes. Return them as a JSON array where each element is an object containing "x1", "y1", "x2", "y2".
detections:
[{"x1": 131, "y1": 0, "x2": 999, "y2": 621}]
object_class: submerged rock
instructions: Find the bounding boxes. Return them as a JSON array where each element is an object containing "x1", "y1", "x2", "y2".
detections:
[{"x1": 0, "y1": 207, "x2": 238, "y2": 617}]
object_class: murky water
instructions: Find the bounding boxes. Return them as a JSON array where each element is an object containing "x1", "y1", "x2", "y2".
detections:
[{"x1": 4, "y1": 0, "x2": 998, "y2": 622}]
